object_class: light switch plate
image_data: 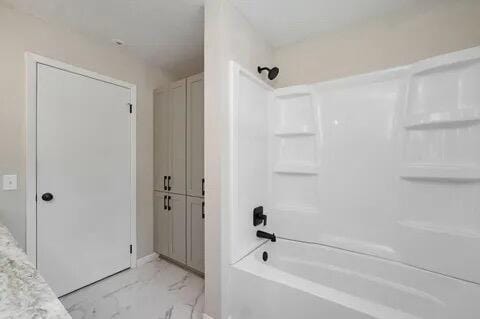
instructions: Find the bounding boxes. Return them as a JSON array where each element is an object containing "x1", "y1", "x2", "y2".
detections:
[{"x1": 2, "y1": 175, "x2": 17, "y2": 190}]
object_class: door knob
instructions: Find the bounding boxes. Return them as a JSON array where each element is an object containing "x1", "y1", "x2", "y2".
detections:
[{"x1": 41, "y1": 193, "x2": 54, "y2": 201}]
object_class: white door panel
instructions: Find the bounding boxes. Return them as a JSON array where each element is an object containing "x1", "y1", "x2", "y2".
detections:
[
  {"x1": 154, "y1": 192, "x2": 170, "y2": 257},
  {"x1": 154, "y1": 88, "x2": 171, "y2": 192},
  {"x1": 187, "y1": 74, "x2": 205, "y2": 197},
  {"x1": 187, "y1": 196, "x2": 205, "y2": 273},
  {"x1": 170, "y1": 80, "x2": 186, "y2": 194},
  {"x1": 36, "y1": 64, "x2": 132, "y2": 296},
  {"x1": 169, "y1": 194, "x2": 186, "y2": 263}
]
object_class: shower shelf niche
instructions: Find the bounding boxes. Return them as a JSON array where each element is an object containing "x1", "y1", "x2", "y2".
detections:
[
  {"x1": 273, "y1": 86, "x2": 316, "y2": 137},
  {"x1": 406, "y1": 56, "x2": 480, "y2": 130},
  {"x1": 400, "y1": 163, "x2": 480, "y2": 182},
  {"x1": 404, "y1": 108, "x2": 480, "y2": 130}
]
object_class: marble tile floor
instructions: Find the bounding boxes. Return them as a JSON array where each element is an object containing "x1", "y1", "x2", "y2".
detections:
[{"x1": 60, "y1": 257, "x2": 204, "y2": 319}]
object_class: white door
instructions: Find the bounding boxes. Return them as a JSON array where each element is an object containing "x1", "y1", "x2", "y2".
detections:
[
  {"x1": 154, "y1": 192, "x2": 170, "y2": 257},
  {"x1": 169, "y1": 80, "x2": 187, "y2": 194},
  {"x1": 36, "y1": 64, "x2": 132, "y2": 296},
  {"x1": 187, "y1": 196, "x2": 205, "y2": 273},
  {"x1": 186, "y1": 74, "x2": 205, "y2": 197},
  {"x1": 154, "y1": 88, "x2": 171, "y2": 192},
  {"x1": 169, "y1": 194, "x2": 186, "y2": 263}
]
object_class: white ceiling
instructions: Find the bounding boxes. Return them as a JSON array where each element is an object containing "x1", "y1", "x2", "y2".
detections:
[
  {"x1": 1, "y1": 0, "x2": 205, "y2": 79},
  {"x1": 232, "y1": 0, "x2": 444, "y2": 47}
]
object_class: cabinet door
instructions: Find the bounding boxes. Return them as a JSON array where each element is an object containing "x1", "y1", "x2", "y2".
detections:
[
  {"x1": 187, "y1": 196, "x2": 205, "y2": 273},
  {"x1": 154, "y1": 88, "x2": 171, "y2": 192},
  {"x1": 169, "y1": 194, "x2": 186, "y2": 263},
  {"x1": 186, "y1": 74, "x2": 205, "y2": 197},
  {"x1": 169, "y1": 80, "x2": 187, "y2": 194},
  {"x1": 154, "y1": 192, "x2": 170, "y2": 257}
]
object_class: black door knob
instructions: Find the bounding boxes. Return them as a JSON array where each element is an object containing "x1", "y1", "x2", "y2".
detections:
[{"x1": 41, "y1": 193, "x2": 54, "y2": 201}]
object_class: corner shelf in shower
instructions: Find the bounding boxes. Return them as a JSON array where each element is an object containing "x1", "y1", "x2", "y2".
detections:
[
  {"x1": 400, "y1": 163, "x2": 480, "y2": 182},
  {"x1": 404, "y1": 108, "x2": 480, "y2": 130},
  {"x1": 273, "y1": 162, "x2": 319, "y2": 175}
]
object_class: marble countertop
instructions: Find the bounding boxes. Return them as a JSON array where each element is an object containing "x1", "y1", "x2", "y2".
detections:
[{"x1": 0, "y1": 223, "x2": 71, "y2": 319}]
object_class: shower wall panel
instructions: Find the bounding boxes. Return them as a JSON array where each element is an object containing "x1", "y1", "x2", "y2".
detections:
[
  {"x1": 230, "y1": 63, "x2": 273, "y2": 263},
  {"x1": 230, "y1": 46, "x2": 480, "y2": 283}
]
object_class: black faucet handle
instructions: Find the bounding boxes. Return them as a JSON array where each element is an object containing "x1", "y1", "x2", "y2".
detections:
[{"x1": 253, "y1": 206, "x2": 267, "y2": 226}]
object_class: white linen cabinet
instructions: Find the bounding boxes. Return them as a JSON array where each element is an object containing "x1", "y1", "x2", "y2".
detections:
[
  {"x1": 154, "y1": 192, "x2": 186, "y2": 264},
  {"x1": 187, "y1": 196, "x2": 205, "y2": 273},
  {"x1": 154, "y1": 87, "x2": 170, "y2": 193},
  {"x1": 186, "y1": 73, "x2": 205, "y2": 197},
  {"x1": 154, "y1": 73, "x2": 204, "y2": 274},
  {"x1": 154, "y1": 79, "x2": 186, "y2": 195}
]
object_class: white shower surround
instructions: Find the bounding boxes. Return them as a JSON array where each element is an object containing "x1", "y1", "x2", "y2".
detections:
[{"x1": 227, "y1": 46, "x2": 480, "y2": 318}]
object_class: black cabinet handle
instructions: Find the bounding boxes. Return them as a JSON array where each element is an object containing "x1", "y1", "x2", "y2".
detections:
[
  {"x1": 41, "y1": 193, "x2": 54, "y2": 202},
  {"x1": 168, "y1": 176, "x2": 172, "y2": 191},
  {"x1": 202, "y1": 201, "x2": 205, "y2": 219},
  {"x1": 163, "y1": 195, "x2": 167, "y2": 210},
  {"x1": 163, "y1": 176, "x2": 167, "y2": 191},
  {"x1": 202, "y1": 178, "x2": 205, "y2": 196},
  {"x1": 167, "y1": 196, "x2": 171, "y2": 211}
]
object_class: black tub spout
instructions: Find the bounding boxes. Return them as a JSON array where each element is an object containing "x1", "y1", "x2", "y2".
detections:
[{"x1": 257, "y1": 230, "x2": 276, "y2": 242}]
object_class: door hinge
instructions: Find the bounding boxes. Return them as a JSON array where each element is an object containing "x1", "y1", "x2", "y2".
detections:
[
  {"x1": 35, "y1": 194, "x2": 37, "y2": 202},
  {"x1": 129, "y1": 244, "x2": 133, "y2": 254},
  {"x1": 128, "y1": 103, "x2": 133, "y2": 114}
]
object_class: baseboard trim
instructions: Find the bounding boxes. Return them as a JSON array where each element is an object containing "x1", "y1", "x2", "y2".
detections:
[
  {"x1": 203, "y1": 314, "x2": 214, "y2": 319},
  {"x1": 136, "y1": 252, "x2": 159, "y2": 266},
  {"x1": 158, "y1": 253, "x2": 205, "y2": 278}
]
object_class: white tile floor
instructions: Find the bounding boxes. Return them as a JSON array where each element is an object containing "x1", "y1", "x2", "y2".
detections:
[{"x1": 60, "y1": 257, "x2": 204, "y2": 319}]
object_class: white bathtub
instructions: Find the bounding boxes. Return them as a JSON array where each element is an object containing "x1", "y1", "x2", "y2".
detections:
[{"x1": 228, "y1": 239, "x2": 480, "y2": 319}]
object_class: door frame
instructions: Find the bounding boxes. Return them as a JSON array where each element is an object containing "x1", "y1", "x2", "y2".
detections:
[{"x1": 25, "y1": 53, "x2": 137, "y2": 268}]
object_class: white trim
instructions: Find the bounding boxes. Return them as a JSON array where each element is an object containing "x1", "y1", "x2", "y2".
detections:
[
  {"x1": 130, "y1": 85, "x2": 138, "y2": 269},
  {"x1": 25, "y1": 54, "x2": 37, "y2": 264},
  {"x1": 136, "y1": 252, "x2": 159, "y2": 267},
  {"x1": 411, "y1": 45, "x2": 480, "y2": 75},
  {"x1": 230, "y1": 60, "x2": 274, "y2": 92},
  {"x1": 25, "y1": 52, "x2": 137, "y2": 268}
]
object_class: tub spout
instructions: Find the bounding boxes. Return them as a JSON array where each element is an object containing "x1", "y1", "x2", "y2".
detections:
[{"x1": 257, "y1": 230, "x2": 276, "y2": 242}]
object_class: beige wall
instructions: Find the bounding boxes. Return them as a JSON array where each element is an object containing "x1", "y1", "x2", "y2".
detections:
[
  {"x1": 204, "y1": 0, "x2": 272, "y2": 317},
  {"x1": 0, "y1": 4, "x2": 172, "y2": 258},
  {"x1": 273, "y1": 0, "x2": 480, "y2": 87}
]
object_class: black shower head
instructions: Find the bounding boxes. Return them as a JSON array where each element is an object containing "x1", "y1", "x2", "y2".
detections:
[{"x1": 258, "y1": 66, "x2": 279, "y2": 80}]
